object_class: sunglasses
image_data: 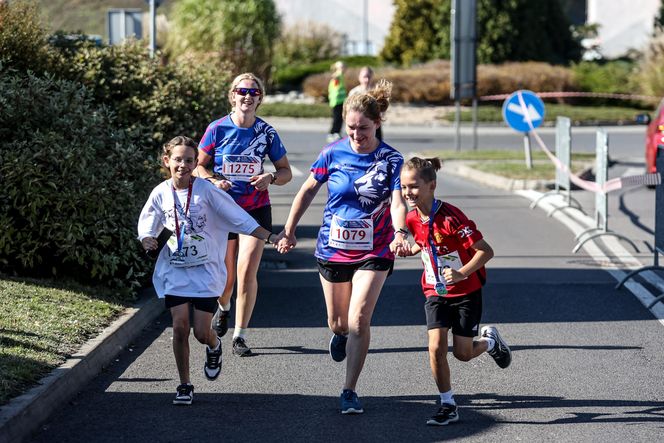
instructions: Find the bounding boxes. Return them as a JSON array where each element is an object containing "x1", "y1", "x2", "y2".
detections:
[{"x1": 234, "y1": 87, "x2": 262, "y2": 97}]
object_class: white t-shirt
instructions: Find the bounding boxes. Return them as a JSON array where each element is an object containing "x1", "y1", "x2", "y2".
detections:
[{"x1": 137, "y1": 178, "x2": 260, "y2": 298}]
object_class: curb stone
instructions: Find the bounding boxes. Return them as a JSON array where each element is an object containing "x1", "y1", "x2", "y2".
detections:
[{"x1": 0, "y1": 293, "x2": 164, "y2": 443}]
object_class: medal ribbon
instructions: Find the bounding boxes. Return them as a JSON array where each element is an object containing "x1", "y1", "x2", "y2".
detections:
[
  {"x1": 172, "y1": 179, "x2": 193, "y2": 253},
  {"x1": 426, "y1": 199, "x2": 445, "y2": 289}
]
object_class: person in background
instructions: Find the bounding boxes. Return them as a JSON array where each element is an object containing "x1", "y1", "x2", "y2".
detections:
[
  {"x1": 327, "y1": 60, "x2": 347, "y2": 143},
  {"x1": 349, "y1": 66, "x2": 382, "y2": 141},
  {"x1": 196, "y1": 73, "x2": 292, "y2": 357}
]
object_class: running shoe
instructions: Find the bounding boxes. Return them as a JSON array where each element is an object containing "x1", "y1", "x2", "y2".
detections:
[
  {"x1": 481, "y1": 325, "x2": 512, "y2": 369},
  {"x1": 212, "y1": 307, "x2": 230, "y2": 337},
  {"x1": 204, "y1": 337, "x2": 222, "y2": 380},
  {"x1": 426, "y1": 403, "x2": 459, "y2": 426},
  {"x1": 232, "y1": 336, "x2": 253, "y2": 357},
  {"x1": 173, "y1": 383, "x2": 194, "y2": 405},
  {"x1": 340, "y1": 389, "x2": 364, "y2": 414},
  {"x1": 329, "y1": 333, "x2": 348, "y2": 362}
]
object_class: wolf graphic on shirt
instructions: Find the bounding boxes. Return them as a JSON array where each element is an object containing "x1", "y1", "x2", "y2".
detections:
[{"x1": 353, "y1": 160, "x2": 389, "y2": 212}]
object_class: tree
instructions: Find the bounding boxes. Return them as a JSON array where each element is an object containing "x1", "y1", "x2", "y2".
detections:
[
  {"x1": 655, "y1": 0, "x2": 664, "y2": 34},
  {"x1": 381, "y1": 0, "x2": 581, "y2": 66},
  {"x1": 166, "y1": 0, "x2": 281, "y2": 82}
]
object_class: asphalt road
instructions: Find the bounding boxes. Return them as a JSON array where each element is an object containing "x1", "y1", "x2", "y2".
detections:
[{"x1": 28, "y1": 122, "x2": 664, "y2": 442}]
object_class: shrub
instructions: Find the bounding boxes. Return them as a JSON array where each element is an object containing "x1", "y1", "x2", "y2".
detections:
[
  {"x1": 274, "y1": 21, "x2": 344, "y2": 67},
  {"x1": 166, "y1": 0, "x2": 280, "y2": 83},
  {"x1": 571, "y1": 60, "x2": 640, "y2": 106},
  {"x1": 635, "y1": 31, "x2": 664, "y2": 98},
  {"x1": 302, "y1": 60, "x2": 578, "y2": 104},
  {"x1": 58, "y1": 40, "x2": 232, "y2": 151},
  {"x1": 273, "y1": 55, "x2": 380, "y2": 92},
  {"x1": 0, "y1": 0, "x2": 56, "y2": 75},
  {"x1": 0, "y1": 69, "x2": 159, "y2": 297}
]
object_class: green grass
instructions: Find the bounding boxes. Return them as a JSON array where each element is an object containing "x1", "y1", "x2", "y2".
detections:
[
  {"x1": 443, "y1": 103, "x2": 647, "y2": 124},
  {"x1": 421, "y1": 149, "x2": 593, "y2": 180},
  {"x1": 260, "y1": 102, "x2": 330, "y2": 118},
  {"x1": 427, "y1": 149, "x2": 594, "y2": 162},
  {"x1": 0, "y1": 276, "x2": 126, "y2": 405},
  {"x1": 470, "y1": 160, "x2": 589, "y2": 180}
]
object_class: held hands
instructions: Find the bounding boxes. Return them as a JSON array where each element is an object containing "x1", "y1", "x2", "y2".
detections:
[
  {"x1": 390, "y1": 233, "x2": 412, "y2": 257},
  {"x1": 249, "y1": 173, "x2": 274, "y2": 192},
  {"x1": 276, "y1": 230, "x2": 296, "y2": 254}
]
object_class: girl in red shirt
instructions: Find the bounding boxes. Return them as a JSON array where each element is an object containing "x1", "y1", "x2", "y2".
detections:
[{"x1": 398, "y1": 157, "x2": 512, "y2": 426}]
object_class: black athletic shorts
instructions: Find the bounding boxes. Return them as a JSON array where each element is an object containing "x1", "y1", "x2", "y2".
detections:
[
  {"x1": 317, "y1": 257, "x2": 394, "y2": 283},
  {"x1": 228, "y1": 205, "x2": 272, "y2": 240},
  {"x1": 165, "y1": 295, "x2": 218, "y2": 314},
  {"x1": 424, "y1": 289, "x2": 483, "y2": 337}
]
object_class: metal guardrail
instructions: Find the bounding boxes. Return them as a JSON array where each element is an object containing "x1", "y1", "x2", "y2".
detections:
[
  {"x1": 616, "y1": 145, "x2": 664, "y2": 307},
  {"x1": 529, "y1": 116, "x2": 584, "y2": 215},
  {"x1": 572, "y1": 128, "x2": 639, "y2": 254}
]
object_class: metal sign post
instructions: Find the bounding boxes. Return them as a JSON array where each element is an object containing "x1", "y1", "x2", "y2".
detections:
[
  {"x1": 450, "y1": 0, "x2": 477, "y2": 151},
  {"x1": 502, "y1": 90, "x2": 545, "y2": 169},
  {"x1": 523, "y1": 133, "x2": 533, "y2": 169}
]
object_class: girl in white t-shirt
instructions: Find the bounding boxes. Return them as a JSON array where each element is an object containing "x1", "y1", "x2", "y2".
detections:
[{"x1": 138, "y1": 136, "x2": 280, "y2": 405}]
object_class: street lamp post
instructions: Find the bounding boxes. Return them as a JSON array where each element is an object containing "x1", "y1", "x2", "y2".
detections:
[{"x1": 146, "y1": 0, "x2": 160, "y2": 58}]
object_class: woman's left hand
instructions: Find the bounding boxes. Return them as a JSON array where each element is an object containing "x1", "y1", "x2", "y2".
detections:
[{"x1": 249, "y1": 173, "x2": 273, "y2": 191}]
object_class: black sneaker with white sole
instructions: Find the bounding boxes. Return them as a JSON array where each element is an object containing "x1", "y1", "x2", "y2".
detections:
[
  {"x1": 204, "y1": 337, "x2": 222, "y2": 380},
  {"x1": 481, "y1": 325, "x2": 512, "y2": 369},
  {"x1": 173, "y1": 383, "x2": 194, "y2": 405},
  {"x1": 426, "y1": 403, "x2": 459, "y2": 426},
  {"x1": 232, "y1": 336, "x2": 253, "y2": 357},
  {"x1": 211, "y1": 307, "x2": 230, "y2": 337}
]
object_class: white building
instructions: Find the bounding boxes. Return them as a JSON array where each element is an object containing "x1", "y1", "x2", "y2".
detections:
[
  {"x1": 585, "y1": 0, "x2": 661, "y2": 58},
  {"x1": 273, "y1": 0, "x2": 394, "y2": 55}
]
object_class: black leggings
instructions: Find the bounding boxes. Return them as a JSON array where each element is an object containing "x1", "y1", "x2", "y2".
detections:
[{"x1": 330, "y1": 104, "x2": 343, "y2": 134}]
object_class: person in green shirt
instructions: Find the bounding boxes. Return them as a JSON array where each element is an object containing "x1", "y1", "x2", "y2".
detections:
[{"x1": 327, "y1": 61, "x2": 347, "y2": 143}]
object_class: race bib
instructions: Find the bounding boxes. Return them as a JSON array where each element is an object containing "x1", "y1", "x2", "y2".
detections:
[
  {"x1": 221, "y1": 154, "x2": 261, "y2": 181},
  {"x1": 328, "y1": 215, "x2": 373, "y2": 250},
  {"x1": 167, "y1": 233, "x2": 210, "y2": 267},
  {"x1": 422, "y1": 249, "x2": 462, "y2": 285}
]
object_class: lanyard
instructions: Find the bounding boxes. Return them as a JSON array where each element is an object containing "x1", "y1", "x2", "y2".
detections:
[
  {"x1": 172, "y1": 179, "x2": 193, "y2": 253},
  {"x1": 426, "y1": 199, "x2": 447, "y2": 295}
]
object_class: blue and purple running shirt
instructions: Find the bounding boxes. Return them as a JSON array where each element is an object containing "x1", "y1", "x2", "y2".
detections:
[
  {"x1": 199, "y1": 114, "x2": 287, "y2": 211},
  {"x1": 311, "y1": 138, "x2": 404, "y2": 262}
]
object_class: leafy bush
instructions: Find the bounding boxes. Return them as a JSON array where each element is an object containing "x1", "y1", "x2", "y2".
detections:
[
  {"x1": 166, "y1": 0, "x2": 280, "y2": 83},
  {"x1": 0, "y1": 69, "x2": 159, "y2": 297},
  {"x1": 571, "y1": 60, "x2": 640, "y2": 105},
  {"x1": 0, "y1": 0, "x2": 56, "y2": 75},
  {"x1": 58, "y1": 40, "x2": 232, "y2": 151},
  {"x1": 273, "y1": 55, "x2": 380, "y2": 91},
  {"x1": 381, "y1": 0, "x2": 581, "y2": 66},
  {"x1": 635, "y1": 31, "x2": 664, "y2": 98},
  {"x1": 274, "y1": 21, "x2": 344, "y2": 67},
  {"x1": 303, "y1": 60, "x2": 578, "y2": 104}
]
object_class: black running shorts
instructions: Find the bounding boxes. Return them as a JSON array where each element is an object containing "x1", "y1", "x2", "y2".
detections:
[
  {"x1": 317, "y1": 257, "x2": 394, "y2": 283},
  {"x1": 424, "y1": 289, "x2": 483, "y2": 337},
  {"x1": 165, "y1": 295, "x2": 218, "y2": 313}
]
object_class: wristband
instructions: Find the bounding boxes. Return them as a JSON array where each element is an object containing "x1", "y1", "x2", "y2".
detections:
[
  {"x1": 269, "y1": 172, "x2": 277, "y2": 184},
  {"x1": 395, "y1": 228, "x2": 409, "y2": 239},
  {"x1": 267, "y1": 233, "x2": 274, "y2": 243}
]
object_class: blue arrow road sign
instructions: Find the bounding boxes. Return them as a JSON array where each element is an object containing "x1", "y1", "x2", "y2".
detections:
[{"x1": 502, "y1": 90, "x2": 545, "y2": 132}]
